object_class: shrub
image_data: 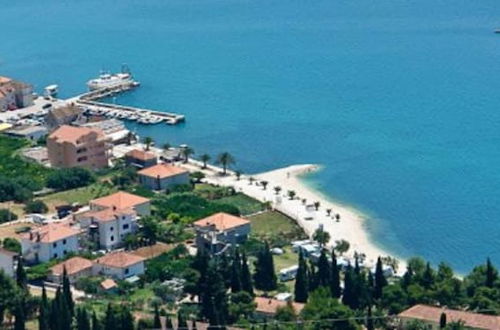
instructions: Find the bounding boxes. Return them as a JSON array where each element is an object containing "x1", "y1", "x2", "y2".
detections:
[
  {"x1": 0, "y1": 208, "x2": 18, "y2": 223},
  {"x1": 2, "y1": 237, "x2": 21, "y2": 253},
  {"x1": 24, "y1": 200, "x2": 49, "y2": 214},
  {"x1": 47, "y1": 167, "x2": 96, "y2": 190}
]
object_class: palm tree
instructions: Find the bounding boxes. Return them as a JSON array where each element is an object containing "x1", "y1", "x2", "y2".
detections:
[
  {"x1": 335, "y1": 213, "x2": 341, "y2": 222},
  {"x1": 273, "y1": 186, "x2": 281, "y2": 195},
  {"x1": 200, "y1": 154, "x2": 211, "y2": 169},
  {"x1": 287, "y1": 190, "x2": 296, "y2": 200},
  {"x1": 302, "y1": 198, "x2": 307, "y2": 205},
  {"x1": 313, "y1": 201, "x2": 321, "y2": 211},
  {"x1": 216, "y1": 152, "x2": 235, "y2": 175},
  {"x1": 235, "y1": 170, "x2": 242, "y2": 181},
  {"x1": 260, "y1": 180, "x2": 269, "y2": 190},
  {"x1": 180, "y1": 146, "x2": 194, "y2": 163},
  {"x1": 163, "y1": 143, "x2": 171, "y2": 152},
  {"x1": 126, "y1": 131, "x2": 135, "y2": 146},
  {"x1": 143, "y1": 136, "x2": 153, "y2": 151},
  {"x1": 313, "y1": 227, "x2": 331, "y2": 248},
  {"x1": 326, "y1": 208, "x2": 332, "y2": 217},
  {"x1": 249, "y1": 177, "x2": 255, "y2": 185}
]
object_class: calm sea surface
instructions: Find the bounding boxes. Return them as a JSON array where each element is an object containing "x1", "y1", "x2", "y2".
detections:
[{"x1": 2, "y1": 0, "x2": 500, "y2": 273}]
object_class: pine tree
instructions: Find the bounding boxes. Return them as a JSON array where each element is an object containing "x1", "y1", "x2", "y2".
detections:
[
  {"x1": 253, "y1": 242, "x2": 277, "y2": 291},
  {"x1": 240, "y1": 252, "x2": 254, "y2": 295},
  {"x1": 316, "y1": 249, "x2": 330, "y2": 287},
  {"x1": 39, "y1": 286, "x2": 50, "y2": 330},
  {"x1": 486, "y1": 258, "x2": 497, "y2": 288},
  {"x1": 121, "y1": 306, "x2": 135, "y2": 330},
  {"x1": 374, "y1": 257, "x2": 387, "y2": 300},
  {"x1": 294, "y1": 251, "x2": 309, "y2": 303},
  {"x1": 230, "y1": 248, "x2": 242, "y2": 293},
  {"x1": 62, "y1": 267, "x2": 74, "y2": 315},
  {"x1": 330, "y1": 250, "x2": 341, "y2": 298},
  {"x1": 153, "y1": 305, "x2": 161, "y2": 329},
  {"x1": 16, "y1": 258, "x2": 27, "y2": 291},
  {"x1": 177, "y1": 312, "x2": 188, "y2": 330},
  {"x1": 165, "y1": 316, "x2": 174, "y2": 330}
]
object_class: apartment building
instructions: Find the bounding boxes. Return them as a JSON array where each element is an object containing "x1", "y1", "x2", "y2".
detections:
[
  {"x1": 47, "y1": 125, "x2": 110, "y2": 170},
  {"x1": 0, "y1": 76, "x2": 33, "y2": 111}
]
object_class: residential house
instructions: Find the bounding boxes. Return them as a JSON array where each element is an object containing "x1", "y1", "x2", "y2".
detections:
[
  {"x1": 6, "y1": 125, "x2": 48, "y2": 141},
  {"x1": 93, "y1": 251, "x2": 145, "y2": 280},
  {"x1": 0, "y1": 76, "x2": 33, "y2": 111},
  {"x1": 193, "y1": 212, "x2": 251, "y2": 254},
  {"x1": 398, "y1": 304, "x2": 500, "y2": 330},
  {"x1": 124, "y1": 149, "x2": 157, "y2": 169},
  {"x1": 137, "y1": 163, "x2": 189, "y2": 191},
  {"x1": 21, "y1": 222, "x2": 81, "y2": 263},
  {"x1": 77, "y1": 207, "x2": 137, "y2": 250},
  {"x1": 49, "y1": 256, "x2": 94, "y2": 284},
  {"x1": 99, "y1": 278, "x2": 117, "y2": 292},
  {"x1": 0, "y1": 248, "x2": 18, "y2": 278},
  {"x1": 80, "y1": 119, "x2": 130, "y2": 145},
  {"x1": 47, "y1": 125, "x2": 110, "y2": 170},
  {"x1": 45, "y1": 104, "x2": 83, "y2": 131},
  {"x1": 89, "y1": 191, "x2": 151, "y2": 217},
  {"x1": 254, "y1": 297, "x2": 304, "y2": 319}
]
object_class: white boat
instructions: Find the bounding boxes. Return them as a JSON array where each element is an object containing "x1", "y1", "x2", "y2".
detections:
[
  {"x1": 86, "y1": 65, "x2": 136, "y2": 91},
  {"x1": 148, "y1": 116, "x2": 163, "y2": 124}
]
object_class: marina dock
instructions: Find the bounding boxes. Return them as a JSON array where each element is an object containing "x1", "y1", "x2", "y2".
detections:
[{"x1": 74, "y1": 79, "x2": 185, "y2": 125}]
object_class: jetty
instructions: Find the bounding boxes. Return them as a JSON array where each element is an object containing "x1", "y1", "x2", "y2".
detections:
[{"x1": 72, "y1": 80, "x2": 185, "y2": 125}]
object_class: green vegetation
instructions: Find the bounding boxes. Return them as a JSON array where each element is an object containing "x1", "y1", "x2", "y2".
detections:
[
  {"x1": 0, "y1": 208, "x2": 18, "y2": 223},
  {"x1": 41, "y1": 182, "x2": 117, "y2": 211},
  {"x1": 24, "y1": 200, "x2": 49, "y2": 214},
  {"x1": 46, "y1": 167, "x2": 96, "y2": 190},
  {"x1": 249, "y1": 211, "x2": 307, "y2": 247},
  {"x1": 214, "y1": 193, "x2": 263, "y2": 215}
]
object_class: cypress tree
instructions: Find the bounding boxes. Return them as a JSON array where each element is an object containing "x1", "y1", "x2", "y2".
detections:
[
  {"x1": 62, "y1": 267, "x2": 74, "y2": 315},
  {"x1": 374, "y1": 257, "x2": 387, "y2": 300},
  {"x1": 153, "y1": 305, "x2": 161, "y2": 329},
  {"x1": 316, "y1": 249, "x2": 330, "y2": 287},
  {"x1": 402, "y1": 265, "x2": 413, "y2": 289},
  {"x1": 92, "y1": 312, "x2": 101, "y2": 330},
  {"x1": 177, "y1": 312, "x2": 188, "y2": 330},
  {"x1": 219, "y1": 253, "x2": 232, "y2": 289},
  {"x1": 104, "y1": 304, "x2": 116, "y2": 330},
  {"x1": 39, "y1": 286, "x2": 50, "y2": 330},
  {"x1": 366, "y1": 305, "x2": 374, "y2": 330},
  {"x1": 240, "y1": 252, "x2": 254, "y2": 295},
  {"x1": 342, "y1": 264, "x2": 357, "y2": 309},
  {"x1": 191, "y1": 318, "x2": 197, "y2": 330},
  {"x1": 165, "y1": 316, "x2": 174, "y2": 330},
  {"x1": 77, "y1": 308, "x2": 91, "y2": 330},
  {"x1": 308, "y1": 260, "x2": 318, "y2": 292},
  {"x1": 486, "y1": 258, "x2": 497, "y2": 288},
  {"x1": 201, "y1": 260, "x2": 228, "y2": 327},
  {"x1": 294, "y1": 250, "x2": 309, "y2": 303},
  {"x1": 16, "y1": 258, "x2": 27, "y2": 291},
  {"x1": 121, "y1": 306, "x2": 134, "y2": 330},
  {"x1": 330, "y1": 250, "x2": 341, "y2": 298},
  {"x1": 50, "y1": 288, "x2": 61, "y2": 330},
  {"x1": 439, "y1": 312, "x2": 447, "y2": 329},
  {"x1": 253, "y1": 242, "x2": 277, "y2": 291},
  {"x1": 421, "y1": 262, "x2": 435, "y2": 289},
  {"x1": 230, "y1": 249, "x2": 242, "y2": 293},
  {"x1": 14, "y1": 299, "x2": 26, "y2": 330}
]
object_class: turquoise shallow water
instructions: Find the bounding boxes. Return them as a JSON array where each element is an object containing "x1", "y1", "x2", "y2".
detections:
[{"x1": 2, "y1": 0, "x2": 500, "y2": 273}]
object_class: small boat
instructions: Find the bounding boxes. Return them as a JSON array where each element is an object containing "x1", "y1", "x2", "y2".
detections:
[{"x1": 495, "y1": 29, "x2": 500, "y2": 34}]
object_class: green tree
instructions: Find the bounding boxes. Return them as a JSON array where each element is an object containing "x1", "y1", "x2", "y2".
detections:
[
  {"x1": 287, "y1": 190, "x2": 296, "y2": 200},
  {"x1": 38, "y1": 286, "x2": 50, "y2": 330},
  {"x1": 440, "y1": 312, "x2": 447, "y2": 329},
  {"x1": 153, "y1": 305, "x2": 161, "y2": 329},
  {"x1": 334, "y1": 239, "x2": 350, "y2": 256},
  {"x1": 200, "y1": 260, "x2": 228, "y2": 327},
  {"x1": 143, "y1": 136, "x2": 153, "y2": 151},
  {"x1": 294, "y1": 250, "x2": 309, "y2": 303},
  {"x1": 228, "y1": 291, "x2": 256, "y2": 323},
  {"x1": 3, "y1": 237, "x2": 21, "y2": 253},
  {"x1": 0, "y1": 208, "x2": 18, "y2": 223},
  {"x1": 230, "y1": 248, "x2": 242, "y2": 293},
  {"x1": 16, "y1": 258, "x2": 27, "y2": 291},
  {"x1": 216, "y1": 152, "x2": 235, "y2": 175},
  {"x1": 200, "y1": 154, "x2": 211, "y2": 169},
  {"x1": 13, "y1": 299, "x2": 26, "y2": 330},
  {"x1": 24, "y1": 200, "x2": 48, "y2": 214},
  {"x1": 313, "y1": 227, "x2": 330, "y2": 248},
  {"x1": 486, "y1": 258, "x2": 497, "y2": 288},
  {"x1": 374, "y1": 257, "x2": 388, "y2": 300},
  {"x1": 177, "y1": 311, "x2": 188, "y2": 330},
  {"x1": 316, "y1": 249, "x2": 330, "y2": 287},
  {"x1": 181, "y1": 146, "x2": 195, "y2": 163},
  {"x1": 91, "y1": 312, "x2": 101, "y2": 330},
  {"x1": 77, "y1": 308, "x2": 91, "y2": 330},
  {"x1": 62, "y1": 267, "x2": 74, "y2": 315},
  {"x1": 0, "y1": 270, "x2": 19, "y2": 324},
  {"x1": 330, "y1": 250, "x2": 341, "y2": 298},
  {"x1": 253, "y1": 242, "x2": 277, "y2": 292},
  {"x1": 240, "y1": 252, "x2": 254, "y2": 296}
]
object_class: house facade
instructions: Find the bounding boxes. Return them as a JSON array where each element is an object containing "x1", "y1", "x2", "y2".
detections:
[
  {"x1": 93, "y1": 251, "x2": 145, "y2": 280},
  {"x1": 21, "y1": 222, "x2": 81, "y2": 263},
  {"x1": 49, "y1": 256, "x2": 94, "y2": 284},
  {"x1": 89, "y1": 191, "x2": 151, "y2": 217},
  {"x1": 0, "y1": 248, "x2": 18, "y2": 278},
  {"x1": 47, "y1": 125, "x2": 110, "y2": 170},
  {"x1": 194, "y1": 212, "x2": 251, "y2": 254},
  {"x1": 137, "y1": 163, "x2": 189, "y2": 191},
  {"x1": 45, "y1": 104, "x2": 83, "y2": 131},
  {"x1": 124, "y1": 149, "x2": 157, "y2": 169},
  {"x1": 0, "y1": 76, "x2": 33, "y2": 111}
]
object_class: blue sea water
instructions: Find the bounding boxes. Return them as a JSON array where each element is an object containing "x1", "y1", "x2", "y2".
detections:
[{"x1": 2, "y1": 0, "x2": 500, "y2": 273}]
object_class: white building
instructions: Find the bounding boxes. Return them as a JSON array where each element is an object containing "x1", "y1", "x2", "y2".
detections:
[
  {"x1": 21, "y1": 222, "x2": 81, "y2": 263},
  {"x1": 137, "y1": 164, "x2": 190, "y2": 191},
  {"x1": 89, "y1": 191, "x2": 151, "y2": 217},
  {"x1": 78, "y1": 207, "x2": 137, "y2": 250},
  {"x1": 0, "y1": 248, "x2": 18, "y2": 278},
  {"x1": 49, "y1": 256, "x2": 94, "y2": 284},
  {"x1": 93, "y1": 251, "x2": 145, "y2": 280}
]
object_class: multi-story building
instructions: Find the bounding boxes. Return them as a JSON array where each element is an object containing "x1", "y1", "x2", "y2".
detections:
[
  {"x1": 124, "y1": 149, "x2": 157, "y2": 169},
  {"x1": 137, "y1": 163, "x2": 189, "y2": 191},
  {"x1": 0, "y1": 76, "x2": 33, "y2": 111},
  {"x1": 93, "y1": 251, "x2": 145, "y2": 280},
  {"x1": 45, "y1": 104, "x2": 84, "y2": 131},
  {"x1": 47, "y1": 125, "x2": 110, "y2": 170},
  {"x1": 0, "y1": 248, "x2": 18, "y2": 278},
  {"x1": 89, "y1": 191, "x2": 151, "y2": 217},
  {"x1": 193, "y1": 212, "x2": 251, "y2": 254},
  {"x1": 21, "y1": 222, "x2": 81, "y2": 263}
]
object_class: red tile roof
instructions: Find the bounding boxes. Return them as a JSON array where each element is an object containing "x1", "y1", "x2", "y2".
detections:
[
  {"x1": 193, "y1": 212, "x2": 249, "y2": 232},
  {"x1": 137, "y1": 163, "x2": 187, "y2": 179},
  {"x1": 91, "y1": 191, "x2": 150, "y2": 210},
  {"x1": 51, "y1": 257, "x2": 93, "y2": 276},
  {"x1": 398, "y1": 305, "x2": 500, "y2": 330},
  {"x1": 48, "y1": 125, "x2": 105, "y2": 144},
  {"x1": 95, "y1": 251, "x2": 145, "y2": 269},
  {"x1": 22, "y1": 222, "x2": 81, "y2": 243},
  {"x1": 125, "y1": 149, "x2": 156, "y2": 161},
  {"x1": 254, "y1": 297, "x2": 304, "y2": 315},
  {"x1": 100, "y1": 278, "x2": 117, "y2": 290},
  {"x1": 84, "y1": 207, "x2": 135, "y2": 223}
]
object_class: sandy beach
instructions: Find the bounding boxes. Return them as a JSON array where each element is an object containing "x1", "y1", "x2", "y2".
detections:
[{"x1": 177, "y1": 157, "x2": 405, "y2": 274}]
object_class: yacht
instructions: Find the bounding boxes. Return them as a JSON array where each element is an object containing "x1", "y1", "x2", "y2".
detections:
[{"x1": 86, "y1": 65, "x2": 136, "y2": 91}]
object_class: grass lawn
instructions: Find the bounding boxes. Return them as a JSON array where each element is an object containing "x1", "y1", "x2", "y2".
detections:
[
  {"x1": 40, "y1": 183, "x2": 118, "y2": 212},
  {"x1": 214, "y1": 193, "x2": 263, "y2": 216},
  {"x1": 248, "y1": 211, "x2": 302, "y2": 237},
  {"x1": 0, "y1": 201, "x2": 27, "y2": 218},
  {"x1": 273, "y1": 247, "x2": 299, "y2": 271}
]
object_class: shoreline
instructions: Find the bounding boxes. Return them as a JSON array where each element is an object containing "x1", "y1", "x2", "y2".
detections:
[{"x1": 177, "y1": 158, "x2": 406, "y2": 274}]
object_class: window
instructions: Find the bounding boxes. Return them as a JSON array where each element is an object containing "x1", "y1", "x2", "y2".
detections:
[
  {"x1": 110, "y1": 226, "x2": 114, "y2": 231},
  {"x1": 110, "y1": 235, "x2": 114, "y2": 242},
  {"x1": 63, "y1": 250, "x2": 67, "y2": 255},
  {"x1": 77, "y1": 156, "x2": 88, "y2": 162},
  {"x1": 53, "y1": 242, "x2": 57, "y2": 248},
  {"x1": 123, "y1": 224, "x2": 129, "y2": 230},
  {"x1": 53, "y1": 253, "x2": 58, "y2": 258},
  {"x1": 63, "y1": 239, "x2": 66, "y2": 245},
  {"x1": 125, "y1": 268, "x2": 129, "y2": 275}
]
